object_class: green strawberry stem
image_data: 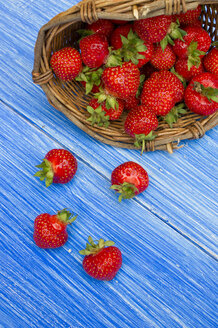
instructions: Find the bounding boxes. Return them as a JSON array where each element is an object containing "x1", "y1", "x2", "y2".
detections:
[
  {"x1": 170, "y1": 67, "x2": 187, "y2": 87},
  {"x1": 94, "y1": 89, "x2": 119, "y2": 110},
  {"x1": 79, "y1": 236, "x2": 115, "y2": 255},
  {"x1": 76, "y1": 29, "x2": 94, "y2": 41},
  {"x1": 110, "y1": 182, "x2": 139, "y2": 202},
  {"x1": 187, "y1": 41, "x2": 205, "y2": 70},
  {"x1": 163, "y1": 103, "x2": 187, "y2": 128},
  {"x1": 75, "y1": 66, "x2": 103, "y2": 94},
  {"x1": 119, "y1": 29, "x2": 147, "y2": 66},
  {"x1": 194, "y1": 83, "x2": 218, "y2": 102},
  {"x1": 34, "y1": 158, "x2": 54, "y2": 187},
  {"x1": 86, "y1": 105, "x2": 110, "y2": 127},
  {"x1": 57, "y1": 209, "x2": 77, "y2": 224},
  {"x1": 134, "y1": 132, "x2": 156, "y2": 155},
  {"x1": 160, "y1": 20, "x2": 187, "y2": 51}
]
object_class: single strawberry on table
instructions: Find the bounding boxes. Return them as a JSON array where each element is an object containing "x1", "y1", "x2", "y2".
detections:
[
  {"x1": 33, "y1": 209, "x2": 77, "y2": 249},
  {"x1": 50, "y1": 47, "x2": 82, "y2": 81},
  {"x1": 184, "y1": 72, "x2": 218, "y2": 115},
  {"x1": 79, "y1": 236, "x2": 122, "y2": 281},
  {"x1": 111, "y1": 161, "x2": 149, "y2": 201},
  {"x1": 34, "y1": 149, "x2": 77, "y2": 187}
]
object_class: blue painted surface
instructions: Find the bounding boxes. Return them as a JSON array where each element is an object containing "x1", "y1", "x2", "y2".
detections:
[{"x1": 0, "y1": 1, "x2": 217, "y2": 328}]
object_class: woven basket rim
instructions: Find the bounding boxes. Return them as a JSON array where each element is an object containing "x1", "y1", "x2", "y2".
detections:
[{"x1": 32, "y1": 0, "x2": 218, "y2": 152}]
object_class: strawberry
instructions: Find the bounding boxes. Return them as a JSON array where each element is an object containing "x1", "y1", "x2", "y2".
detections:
[
  {"x1": 111, "y1": 161, "x2": 149, "y2": 201},
  {"x1": 50, "y1": 47, "x2": 82, "y2": 81},
  {"x1": 86, "y1": 19, "x2": 114, "y2": 37},
  {"x1": 124, "y1": 105, "x2": 158, "y2": 152},
  {"x1": 184, "y1": 72, "x2": 218, "y2": 115},
  {"x1": 79, "y1": 236, "x2": 122, "y2": 281},
  {"x1": 141, "y1": 71, "x2": 185, "y2": 115},
  {"x1": 80, "y1": 34, "x2": 109, "y2": 68},
  {"x1": 181, "y1": 20, "x2": 202, "y2": 29},
  {"x1": 175, "y1": 57, "x2": 204, "y2": 81},
  {"x1": 123, "y1": 95, "x2": 140, "y2": 111},
  {"x1": 111, "y1": 20, "x2": 127, "y2": 25},
  {"x1": 34, "y1": 149, "x2": 77, "y2": 187},
  {"x1": 87, "y1": 98, "x2": 124, "y2": 127},
  {"x1": 173, "y1": 27, "x2": 211, "y2": 58},
  {"x1": 102, "y1": 62, "x2": 140, "y2": 99},
  {"x1": 173, "y1": 5, "x2": 202, "y2": 25},
  {"x1": 110, "y1": 24, "x2": 132, "y2": 50},
  {"x1": 33, "y1": 209, "x2": 77, "y2": 249},
  {"x1": 173, "y1": 27, "x2": 211, "y2": 69},
  {"x1": 150, "y1": 44, "x2": 176, "y2": 70},
  {"x1": 204, "y1": 47, "x2": 218, "y2": 77},
  {"x1": 133, "y1": 15, "x2": 172, "y2": 43}
]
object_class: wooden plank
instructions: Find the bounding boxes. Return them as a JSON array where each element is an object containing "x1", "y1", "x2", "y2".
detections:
[
  {"x1": 0, "y1": 1, "x2": 217, "y2": 254},
  {"x1": 0, "y1": 101, "x2": 217, "y2": 328}
]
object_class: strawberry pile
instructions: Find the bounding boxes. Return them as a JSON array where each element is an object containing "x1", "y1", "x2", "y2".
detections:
[{"x1": 50, "y1": 5, "x2": 218, "y2": 152}]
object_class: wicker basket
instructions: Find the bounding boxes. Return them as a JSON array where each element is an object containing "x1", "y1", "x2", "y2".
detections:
[{"x1": 32, "y1": 0, "x2": 218, "y2": 153}]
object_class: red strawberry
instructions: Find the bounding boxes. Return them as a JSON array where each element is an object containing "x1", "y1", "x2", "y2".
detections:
[
  {"x1": 184, "y1": 72, "x2": 218, "y2": 115},
  {"x1": 79, "y1": 236, "x2": 122, "y2": 281},
  {"x1": 34, "y1": 149, "x2": 77, "y2": 187},
  {"x1": 111, "y1": 161, "x2": 149, "y2": 201},
  {"x1": 181, "y1": 20, "x2": 202, "y2": 29},
  {"x1": 80, "y1": 34, "x2": 109, "y2": 68},
  {"x1": 50, "y1": 47, "x2": 82, "y2": 81},
  {"x1": 174, "y1": 5, "x2": 201, "y2": 25},
  {"x1": 110, "y1": 24, "x2": 132, "y2": 50},
  {"x1": 175, "y1": 57, "x2": 204, "y2": 81},
  {"x1": 150, "y1": 44, "x2": 176, "y2": 70},
  {"x1": 33, "y1": 209, "x2": 77, "y2": 249},
  {"x1": 133, "y1": 15, "x2": 172, "y2": 43},
  {"x1": 141, "y1": 71, "x2": 185, "y2": 115},
  {"x1": 204, "y1": 47, "x2": 218, "y2": 77},
  {"x1": 123, "y1": 95, "x2": 140, "y2": 111},
  {"x1": 102, "y1": 62, "x2": 140, "y2": 99},
  {"x1": 86, "y1": 19, "x2": 114, "y2": 37},
  {"x1": 124, "y1": 105, "x2": 158, "y2": 152},
  {"x1": 111, "y1": 20, "x2": 127, "y2": 25},
  {"x1": 173, "y1": 27, "x2": 211, "y2": 69},
  {"x1": 87, "y1": 98, "x2": 124, "y2": 126}
]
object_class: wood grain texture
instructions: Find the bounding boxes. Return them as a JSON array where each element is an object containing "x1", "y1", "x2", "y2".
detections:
[
  {"x1": 0, "y1": 102, "x2": 217, "y2": 328},
  {"x1": 0, "y1": 2, "x2": 217, "y2": 256},
  {"x1": 0, "y1": 1, "x2": 218, "y2": 327}
]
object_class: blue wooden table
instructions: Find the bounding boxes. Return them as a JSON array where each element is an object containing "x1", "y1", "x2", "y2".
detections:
[{"x1": 0, "y1": 1, "x2": 217, "y2": 327}]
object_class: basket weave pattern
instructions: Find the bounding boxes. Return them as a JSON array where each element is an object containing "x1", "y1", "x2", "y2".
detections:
[{"x1": 32, "y1": 0, "x2": 218, "y2": 152}]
